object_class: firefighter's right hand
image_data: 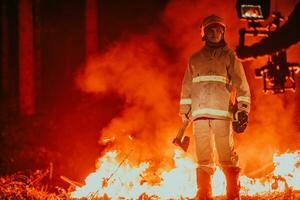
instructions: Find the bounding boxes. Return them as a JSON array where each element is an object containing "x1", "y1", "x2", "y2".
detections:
[{"x1": 180, "y1": 114, "x2": 190, "y2": 123}]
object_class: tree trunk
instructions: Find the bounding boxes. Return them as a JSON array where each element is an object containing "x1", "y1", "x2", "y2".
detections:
[
  {"x1": 19, "y1": 0, "x2": 35, "y2": 116},
  {"x1": 85, "y1": 0, "x2": 98, "y2": 60}
]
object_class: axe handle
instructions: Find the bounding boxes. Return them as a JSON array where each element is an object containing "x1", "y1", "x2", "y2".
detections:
[{"x1": 176, "y1": 120, "x2": 190, "y2": 139}]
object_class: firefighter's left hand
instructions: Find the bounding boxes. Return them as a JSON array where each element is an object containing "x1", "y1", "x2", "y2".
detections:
[{"x1": 232, "y1": 110, "x2": 248, "y2": 133}]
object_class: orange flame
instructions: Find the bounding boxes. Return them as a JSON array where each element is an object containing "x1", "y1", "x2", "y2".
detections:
[
  {"x1": 240, "y1": 151, "x2": 300, "y2": 196},
  {"x1": 71, "y1": 150, "x2": 300, "y2": 199}
]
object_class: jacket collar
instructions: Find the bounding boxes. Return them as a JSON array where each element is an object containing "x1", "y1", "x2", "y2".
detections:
[{"x1": 203, "y1": 41, "x2": 227, "y2": 58}]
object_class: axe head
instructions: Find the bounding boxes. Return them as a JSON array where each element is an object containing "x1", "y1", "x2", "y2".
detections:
[{"x1": 172, "y1": 136, "x2": 190, "y2": 152}]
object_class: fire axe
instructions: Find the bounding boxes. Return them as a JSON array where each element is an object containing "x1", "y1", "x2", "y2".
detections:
[{"x1": 172, "y1": 119, "x2": 190, "y2": 152}]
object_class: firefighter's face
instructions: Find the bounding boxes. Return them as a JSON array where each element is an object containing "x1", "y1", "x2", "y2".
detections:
[{"x1": 205, "y1": 24, "x2": 224, "y2": 43}]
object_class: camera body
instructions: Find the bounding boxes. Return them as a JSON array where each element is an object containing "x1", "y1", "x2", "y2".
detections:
[{"x1": 236, "y1": 0, "x2": 299, "y2": 93}]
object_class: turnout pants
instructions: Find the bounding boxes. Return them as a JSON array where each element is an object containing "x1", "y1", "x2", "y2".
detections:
[{"x1": 193, "y1": 119, "x2": 239, "y2": 174}]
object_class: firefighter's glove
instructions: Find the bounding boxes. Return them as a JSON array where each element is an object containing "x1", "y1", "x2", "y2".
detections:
[{"x1": 232, "y1": 110, "x2": 248, "y2": 133}]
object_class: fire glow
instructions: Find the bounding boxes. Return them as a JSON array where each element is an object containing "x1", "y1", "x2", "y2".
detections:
[{"x1": 71, "y1": 150, "x2": 300, "y2": 199}]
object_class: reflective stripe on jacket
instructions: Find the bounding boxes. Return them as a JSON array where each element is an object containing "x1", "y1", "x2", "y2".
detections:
[{"x1": 179, "y1": 45, "x2": 251, "y2": 120}]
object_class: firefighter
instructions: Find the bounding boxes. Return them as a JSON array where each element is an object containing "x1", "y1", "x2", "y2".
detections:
[{"x1": 179, "y1": 14, "x2": 251, "y2": 200}]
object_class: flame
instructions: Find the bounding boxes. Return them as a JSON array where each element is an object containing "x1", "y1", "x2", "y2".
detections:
[
  {"x1": 71, "y1": 150, "x2": 300, "y2": 199},
  {"x1": 101, "y1": 136, "x2": 116, "y2": 144},
  {"x1": 240, "y1": 151, "x2": 300, "y2": 196}
]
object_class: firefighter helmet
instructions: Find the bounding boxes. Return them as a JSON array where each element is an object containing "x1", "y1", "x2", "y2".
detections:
[{"x1": 201, "y1": 14, "x2": 226, "y2": 38}]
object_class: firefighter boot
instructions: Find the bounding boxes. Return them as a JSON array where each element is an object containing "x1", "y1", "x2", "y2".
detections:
[
  {"x1": 223, "y1": 167, "x2": 241, "y2": 200},
  {"x1": 195, "y1": 168, "x2": 213, "y2": 200}
]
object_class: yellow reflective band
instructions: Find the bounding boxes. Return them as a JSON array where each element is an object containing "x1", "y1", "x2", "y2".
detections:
[
  {"x1": 192, "y1": 75, "x2": 229, "y2": 84},
  {"x1": 192, "y1": 108, "x2": 231, "y2": 118},
  {"x1": 237, "y1": 96, "x2": 251, "y2": 103},
  {"x1": 180, "y1": 98, "x2": 192, "y2": 105}
]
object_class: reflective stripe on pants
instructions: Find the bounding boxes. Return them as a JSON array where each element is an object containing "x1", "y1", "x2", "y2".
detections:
[{"x1": 193, "y1": 119, "x2": 239, "y2": 174}]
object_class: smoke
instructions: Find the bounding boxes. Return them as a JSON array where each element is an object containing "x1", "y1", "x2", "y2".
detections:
[
  {"x1": 76, "y1": 0, "x2": 300, "y2": 174},
  {"x1": 76, "y1": 34, "x2": 179, "y2": 166}
]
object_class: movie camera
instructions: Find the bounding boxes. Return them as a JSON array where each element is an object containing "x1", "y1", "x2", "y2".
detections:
[{"x1": 236, "y1": 0, "x2": 299, "y2": 93}]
